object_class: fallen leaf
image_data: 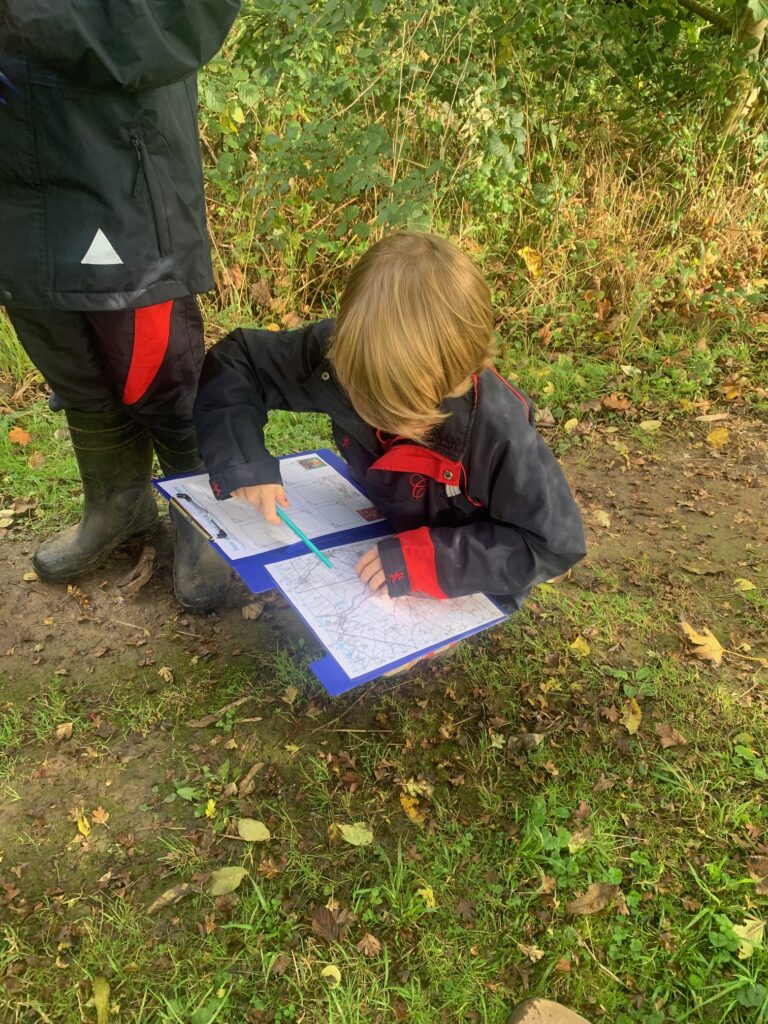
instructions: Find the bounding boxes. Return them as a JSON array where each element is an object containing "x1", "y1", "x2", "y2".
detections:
[
  {"x1": 733, "y1": 916, "x2": 764, "y2": 959},
  {"x1": 518, "y1": 943, "x2": 545, "y2": 962},
  {"x1": 734, "y1": 578, "x2": 756, "y2": 592},
  {"x1": 416, "y1": 886, "x2": 436, "y2": 909},
  {"x1": 146, "y1": 882, "x2": 198, "y2": 915},
  {"x1": 204, "y1": 798, "x2": 216, "y2": 819},
  {"x1": 186, "y1": 696, "x2": 252, "y2": 728},
  {"x1": 310, "y1": 905, "x2": 355, "y2": 942},
  {"x1": 400, "y1": 794, "x2": 425, "y2": 825},
  {"x1": 281, "y1": 685, "x2": 299, "y2": 706},
  {"x1": 706, "y1": 426, "x2": 729, "y2": 449},
  {"x1": 92, "y1": 807, "x2": 110, "y2": 825},
  {"x1": 517, "y1": 246, "x2": 542, "y2": 278},
  {"x1": 337, "y1": 822, "x2": 373, "y2": 847},
  {"x1": 563, "y1": 417, "x2": 579, "y2": 433},
  {"x1": 621, "y1": 697, "x2": 642, "y2": 735},
  {"x1": 455, "y1": 899, "x2": 476, "y2": 923},
  {"x1": 22, "y1": 571, "x2": 38, "y2": 582},
  {"x1": 241, "y1": 601, "x2": 265, "y2": 620},
  {"x1": 566, "y1": 882, "x2": 619, "y2": 916},
  {"x1": 92, "y1": 976, "x2": 110, "y2": 1024},
  {"x1": 8, "y1": 426, "x2": 31, "y2": 445},
  {"x1": 238, "y1": 759, "x2": 266, "y2": 798},
  {"x1": 27, "y1": 451, "x2": 45, "y2": 470},
  {"x1": 320, "y1": 964, "x2": 341, "y2": 988},
  {"x1": 207, "y1": 866, "x2": 248, "y2": 896},
  {"x1": 157, "y1": 666, "x2": 173, "y2": 684},
  {"x1": 117, "y1": 545, "x2": 156, "y2": 596},
  {"x1": 238, "y1": 819, "x2": 271, "y2": 843},
  {"x1": 283, "y1": 312, "x2": 302, "y2": 329},
  {"x1": 601, "y1": 393, "x2": 632, "y2": 412},
  {"x1": 569, "y1": 635, "x2": 590, "y2": 658},
  {"x1": 555, "y1": 956, "x2": 572, "y2": 974},
  {"x1": 747, "y1": 856, "x2": 768, "y2": 896},
  {"x1": 54, "y1": 722, "x2": 73, "y2": 742},
  {"x1": 593, "y1": 509, "x2": 611, "y2": 528},
  {"x1": 655, "y1": 723, "x2": 687, "y2": 749},
  {"x1": 639, "y1": 419, "x2": 661, "y2": 432},
  {"x1": 77, "y1": 812, "x2": 91, "y2": 838},
  {"x1": 574, "y1": 800, "x2": 592, "y2": 822},
  {"x1": 680, "y1": 620, "x2": 724, "y2": 666},
  {"x1": 271, "y1": 953, "x2": 290, "y2": 976},
  {"x1": 356, "y1": 933, "x2": 382, "y2": 956}
]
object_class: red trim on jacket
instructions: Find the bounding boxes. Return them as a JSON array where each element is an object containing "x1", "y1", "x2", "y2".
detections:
[
  {"x1": 399, "y1": 526, "x2": 447, "y2": 599},
  {"x1": 370, "y1": 444, "x2": 463, "y2": 485},
  {"x1": 123, "y1": 300, "x2": 174, "y2": 404},
  {"x1": 491, "y1": 368, "x2": 529, "y2": 413}
]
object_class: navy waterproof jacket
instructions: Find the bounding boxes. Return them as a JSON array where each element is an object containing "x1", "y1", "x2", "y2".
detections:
[
  {"x1": 194, "y1": 320, "x2": 587, "y2": 610},
  {"x1": 0, "y1": 0, "x2": 240, "y2": 311}
]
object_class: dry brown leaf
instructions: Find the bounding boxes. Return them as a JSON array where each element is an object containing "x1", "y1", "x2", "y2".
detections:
[
  {"x1": 238, "y1": 759, "x2": 266, "y2": 798},
  {"x1": 92, "y1": 807, "x2": 110, "y2": 825},
  {"x1": 565, "y1": 882, "x2": 619, "y2": 916},
  {"x1": 186, "y1": 696, "x2": 252, "y2": 728},
  {"x1": 310, "y1": 906, "x2": 355, "y2": 943},
  {"x1": 54, "y1": 722, "x2": 73, "y2": 742},
  {"x1": 400, "y1": 794, "x2": 425, "y2": 825},
  {"x1": 455, "y1": 899, "x2": 476, "y2": 923},
  {"x1": 601, "y1": 392, "x2": 632, "y2": 412},
  {"x1": 655, "y1": 723, "x2": 688, "y2": 749},
  {"x1": 241, "y1": 601, "x2": 265, "y2": 620},
  {"x1": 27, "y1": 451, "x2": 45, "y2": 469},
  {"x1": 517, "y1": 246, "x2": 542, "y2": 278},
  {"x1": 117, "y1": 545, "x2": 156, "y2": 596},
  {"x1": 680, "y1": 620, "x2": 724, "y2": 667},
  {"x1": 356, "y1": 933, "x2": 382, "y2": 956},
  {"x1": 8, "y1": 426, "x2": 31, "y2": 445},
  {"x1": 518, "y1": 943, "x2": 545, "y2": 962},
  {"x1": 748, "y1": 856, "x2": 768, "y2": 896}
]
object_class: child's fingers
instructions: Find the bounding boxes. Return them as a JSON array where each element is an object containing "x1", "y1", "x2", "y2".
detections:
[
  {"x1": 355, "y1": 546, "x2": 380, "y2": 578},
  {"x1": 261, "y1": 490, "x2": 281, "y2": 526},
  {"x1": 366, "y1": 568, "x2": 387, "y2": 592},
  {"x1": 275, "y1": 487, "x2": 290, "y2": 508}
]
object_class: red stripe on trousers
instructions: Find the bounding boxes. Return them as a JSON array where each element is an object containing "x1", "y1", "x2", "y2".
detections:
[{"x1": 122, "y1": 300, "x2": 174, "y2": 405}]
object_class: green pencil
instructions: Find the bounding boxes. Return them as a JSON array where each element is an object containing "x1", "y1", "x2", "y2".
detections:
[{"x1": 276, "y1": 506, "x2": 333, "y2": 568}]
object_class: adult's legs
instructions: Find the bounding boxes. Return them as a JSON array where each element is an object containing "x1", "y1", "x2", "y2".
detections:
[{"x1": 6, "y1": 307, "x2": 158, "y2": 580}]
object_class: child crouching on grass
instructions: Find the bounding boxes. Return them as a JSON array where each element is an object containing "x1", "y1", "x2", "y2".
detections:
[{"x1": 193, "y1": 232, "x2": 586, "y2": 618}]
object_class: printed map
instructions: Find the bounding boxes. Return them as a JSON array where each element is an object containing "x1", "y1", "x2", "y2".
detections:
[{"x1": 266, "y1": 538, "x2": 503, "y2": 679}]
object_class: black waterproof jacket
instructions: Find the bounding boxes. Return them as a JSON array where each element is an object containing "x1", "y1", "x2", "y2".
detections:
[
  {"x1": 0, "y1": 0, "x2": 240, "y2": 311},
  {"x1": 194, "y1": 320, "x2": 587, "y2": 610}
]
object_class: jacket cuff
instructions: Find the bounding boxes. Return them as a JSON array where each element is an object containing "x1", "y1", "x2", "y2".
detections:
[
  {"x1": 208, "y1": 457, "x2": 282, "y2": 500},
  {"x1": 379, "y1": 527, "x2": 447, "y2": 599}
]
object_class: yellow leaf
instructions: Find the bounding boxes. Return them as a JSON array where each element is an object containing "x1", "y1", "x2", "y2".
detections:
[
  {"x1": 563, "y1": 417, "x2": 579, "y2": 433},
  {"x1": 337, "y1": 822, "x2": 373, "y2": 847},
  {"x1": 734, "y1": 578, "x2": 756, "y2": 592},
  {"x1": 680, "y1": 620, "x2": 724, "y2": 667},
  {"x1": 238, "y1": 818, "x2": 271, "y2": 842},
  {"x1": 400, "y1": 794, "x2": 425, "y2": 825},
  {"x1": 77, "y1": 813, "x2": 91, "y2": 838},
  {"x1": 621, "y1": 697, "x2": 642, "y2": 735},
  {"x1": 92, "y1": 976, "x2": 110, "y2": 1024},
  {"x1": 207, "y1": 866, "x2": 248, "y2": 896},
  {"x1": 639, "y1": 420, "x2": 661, "y2": 432},
  {"x1": 157, "y1": 666, "x2": 173, "y2": 684},
  {"x1": 231, "y1": 105, "x2": 245, "y2": 125},
  {"x1": 204, "y1": 799, "x2": 217, "y2": 819},
  {"x1": 706, "y1": 427, "x2": 729, "y2": 448},
  {"x1": 569, "y1": 635, "x2": 590, "y2": 658},
  {"x1": 733, "y1": 916, "x2": 764, "y2": 959},
  {"x1": 92, "y1": 807, "x2": 110, "y2": 826},
  {"x1": 517, "y1": 246, "x2": 542, "y2": 278},
  {"x1": 416, "y1": 886, "x2": 436, "y2": 909},
  {"x1": 320, "y1": 964, "x2": 341, "y2": 988}
]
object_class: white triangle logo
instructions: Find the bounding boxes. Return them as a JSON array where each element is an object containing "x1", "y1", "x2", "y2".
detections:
[{"x1": 81, "y1": 229, "x2": 123, "y2": 266}]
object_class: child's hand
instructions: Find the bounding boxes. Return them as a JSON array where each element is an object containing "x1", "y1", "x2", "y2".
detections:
[
  {"x1": 355, "y1": 545, "x2": 387, "y2": 593},
  {"x1": 232, "y1": 484, "x2": 289, "y2": 526}
]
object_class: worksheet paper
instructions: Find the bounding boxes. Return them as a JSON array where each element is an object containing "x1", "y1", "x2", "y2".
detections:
[
  {"x1": 265, "y1": 537, "x2": 505, "y2": 683},
  {"x1": 159, "y1": 454, "x2": 383, "y2": 561}
]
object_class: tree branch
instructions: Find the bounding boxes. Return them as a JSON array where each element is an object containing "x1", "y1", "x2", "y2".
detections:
[{"x1": 675, "y1": 0, "x2": 733, "y2": 33}]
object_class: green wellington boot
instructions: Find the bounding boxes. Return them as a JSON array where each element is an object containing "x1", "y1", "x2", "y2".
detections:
[
  {"x1": 152, "y1": 428, "x2": 230, "y2": 614},
  {"x1": 507, "y1": 1000, "x2": 592, "y2": 1024},
  {"x1": 32, "y1": 409, "x2": 158, "y2": 582}
]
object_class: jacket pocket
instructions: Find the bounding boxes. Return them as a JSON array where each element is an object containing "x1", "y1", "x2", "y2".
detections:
[{"x1": 131, "y1": 133, "x2": 171, "y2": 257}]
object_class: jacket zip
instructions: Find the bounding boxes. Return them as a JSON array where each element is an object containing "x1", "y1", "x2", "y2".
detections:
[{"x1": 131, "y1": 133, "x2": 171, "y2": 257}]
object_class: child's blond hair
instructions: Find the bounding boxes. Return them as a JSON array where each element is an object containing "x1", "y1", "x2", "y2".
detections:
[{"x1": 329, "y1": 232, "x2": 494, "y2": 443}]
